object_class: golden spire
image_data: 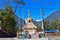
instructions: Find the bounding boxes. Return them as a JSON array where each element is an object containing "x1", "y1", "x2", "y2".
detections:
[{"x1": 28, "y1": 10, "x2": 30, "y2": 18}]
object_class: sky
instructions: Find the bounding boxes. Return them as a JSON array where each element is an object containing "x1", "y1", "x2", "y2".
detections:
[{"x1": 0, "y1": 0, "x2": 60, "y2": 21}]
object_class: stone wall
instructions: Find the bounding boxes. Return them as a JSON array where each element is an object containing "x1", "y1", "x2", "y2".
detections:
[
  {"x1": 45, "y1": 32, "x2": 60, "y2": 36},
  {"x1": 45, "y1": 33, "x2": 56, "y2": 36}
]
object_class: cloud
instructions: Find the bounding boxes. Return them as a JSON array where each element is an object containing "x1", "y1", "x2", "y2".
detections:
[{"x1": 36, "y1": 19, "x2": 42, "y2": 21}]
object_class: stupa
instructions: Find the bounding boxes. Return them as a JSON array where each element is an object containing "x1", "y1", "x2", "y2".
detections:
[{"x1": 23, "y1": 10, "x2": 37, "y2": 34}]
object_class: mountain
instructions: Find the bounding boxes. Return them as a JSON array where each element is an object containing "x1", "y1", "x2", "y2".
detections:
[
  {"x1": 45, "y1": 10, "x2": 60, "y2": 21},
  {"x1": 31, "y1": 19, "x2": 42, "y2": 26},
  {"x1": 35, "y1": 10, "x2": 60, "y2": 26},
  {"x1": 15, "y1": 15, "x2": 25, "y2": 27}
]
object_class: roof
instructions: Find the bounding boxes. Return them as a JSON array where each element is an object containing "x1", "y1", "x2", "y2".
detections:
[{"x1": 45, "y1": 30, "x2": 58, "y2": 33}]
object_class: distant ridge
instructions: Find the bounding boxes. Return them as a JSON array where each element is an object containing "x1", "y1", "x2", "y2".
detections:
[
  {"x1": 15, "y1": 15, "x2": 26, "y2": 27},
  {"x1": 45, "y1": 10, "x2": 60, "y2": 21},
  {"x1": 34, "y1": 10, "x2": 60, "y2": 26}
]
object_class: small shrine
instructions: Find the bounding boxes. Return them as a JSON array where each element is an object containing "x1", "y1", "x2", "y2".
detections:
[
  {"x1": 23, "y1": 10, "x2": 37, "y2": 34},
  {"x1": 17, "y1": 10, "x2": 42, "y2": 39}
]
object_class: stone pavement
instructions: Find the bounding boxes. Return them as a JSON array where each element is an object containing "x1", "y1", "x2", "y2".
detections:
[
  {"x1": 0, "y1": 38, "x2": 48, "y2": 40},
  {"x1": 0, "y1": 36, "x2": 60, "y2": 40},
  {"x1": 47, "y1": 36, "x2": 60, "y2": 40}
]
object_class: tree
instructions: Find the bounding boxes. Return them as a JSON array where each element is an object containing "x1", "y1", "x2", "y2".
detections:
[
  {"x1": 50, "y1": 19, "x2": 58, "y2": 30},
  {"x1": 0, "y1": 10, "x2": 6, "y2": 29},
  {"x1": 0, "y1": 10, "x2": 4, "y2": 28},
  {"x1": 58, "y1": 21, "x2": 60, "y2": 31},
  {"x1": 44, "y1": 20, "x2": 50, "y2": 30},
  {"x1": 5, "y1": 6, "x2": 15, "y2": 33},
  {"x1": 0, "y1": 6, "x2": 16, "y2": 34},
  {"x1": 36, "y1": 26, "x2": 42, "y2": 31}
]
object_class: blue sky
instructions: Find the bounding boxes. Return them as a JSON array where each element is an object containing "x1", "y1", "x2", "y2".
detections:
[{"x1": 0, "y1": 0, "x2": 60, "y2": 21}]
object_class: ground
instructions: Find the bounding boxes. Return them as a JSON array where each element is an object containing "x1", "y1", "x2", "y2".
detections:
[{"x1": 0, "y1": 36, "x2": 60, "y2": 40}]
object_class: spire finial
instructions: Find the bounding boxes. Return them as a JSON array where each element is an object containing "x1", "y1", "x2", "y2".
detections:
[{"x1": 28, "y1": 10, "x2": 30, "y2": 18}]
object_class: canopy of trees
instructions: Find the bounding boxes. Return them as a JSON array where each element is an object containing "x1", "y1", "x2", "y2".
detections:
[
  {"x1": 44, "y1": 19, "x2": 60, "y2": 31},
  {"x1": 0, "y1": 6, "x2": 17, "y2": 34},
  {"x1": 37, "y1": 19, "x2": 60, "y2": 31}
]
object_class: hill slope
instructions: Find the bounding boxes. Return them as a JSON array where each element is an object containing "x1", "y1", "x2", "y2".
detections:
[{"x1": 45, "y1": 10, "x2": 60, "y2": 21}]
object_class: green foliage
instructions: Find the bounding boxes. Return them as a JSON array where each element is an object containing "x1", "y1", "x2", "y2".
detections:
[
  {"x1": 50, "y1": 20, "x2": 57, "y2": 30},
  {"x1": 36, "y1": 26, "x2": 42, "y2": 31},
  {"x1": 44, "y1": 19, "x2": 60, "y2": 31},
  {"x1": 14, "y1": 27, "x2": 20, "y2": 33},
  {"x1": 0, "y1": 6, "x2": 16, "y2": 34},
  {"x1": 44, "y1": 20, "x2": 50, "y2": 30}
]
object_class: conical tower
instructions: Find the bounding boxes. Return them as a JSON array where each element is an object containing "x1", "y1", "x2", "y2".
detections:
[
  {"x1": 23, "y1": 10, "x2": 37, "y2": 34},
  {"x1": 27, "y1": 10, "x2": 32, "y2": 23},
  {"x1": 28, "y1": 10, "x2": 30, "y2": 18}
]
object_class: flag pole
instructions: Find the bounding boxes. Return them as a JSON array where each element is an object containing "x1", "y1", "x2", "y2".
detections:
[{"x1": 41, "y1": 7, "x2": 45, "y2": 37}]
